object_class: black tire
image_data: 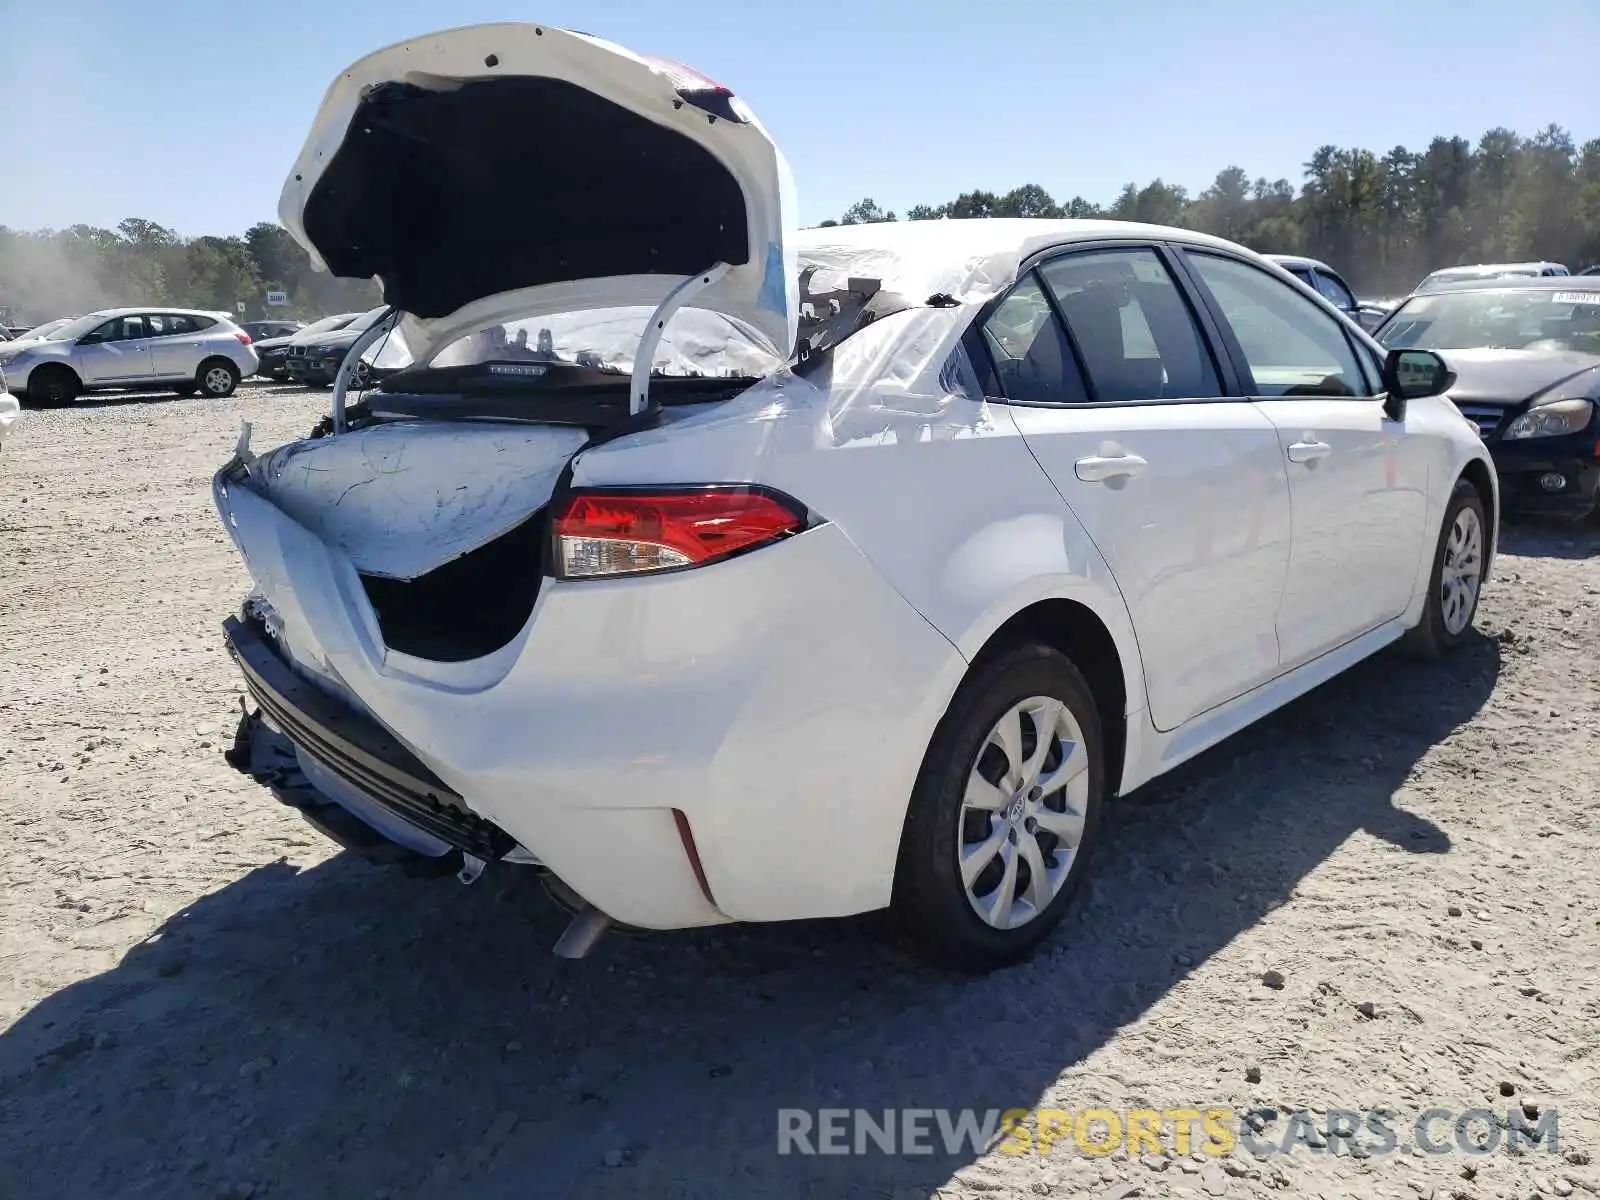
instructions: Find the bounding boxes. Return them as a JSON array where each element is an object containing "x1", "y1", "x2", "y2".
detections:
[
  {"x1": 893, "y1": 642, "x2": 1106, "y2": 972},
  {"x1": 26, "y1": 365, "x2": 79, "y2": 407},
  {"x1": 1402, "y1": 477, "x2": 1488, "y2": 659},
  {"x1": 197, "y1": 359, "x2": 240, "y2": 398}
]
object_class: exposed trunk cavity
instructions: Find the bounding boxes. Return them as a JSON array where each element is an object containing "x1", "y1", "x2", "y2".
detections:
[{"x1": 360, "y1": 512, "x2": 547, "y2": 662}]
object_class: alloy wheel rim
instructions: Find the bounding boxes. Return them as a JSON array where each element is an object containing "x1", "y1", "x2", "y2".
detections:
[
  {"x1": 205, "y1": 367, "x2": 232, "y2": 395},
  {"x1": 958, "y1": 696, "x2": 1090, "y2": 931},
  {"x1": 1440, "y1": 507, "x2": 1483, "y2": 635}
]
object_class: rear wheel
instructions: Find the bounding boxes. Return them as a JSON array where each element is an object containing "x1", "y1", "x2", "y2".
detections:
[
  {"x1": 1403, "y1": 478, "x2": 1487, "y2": 659},
  {"x1": 893, "y1": 643, "x2": 1105, "y2": 972},
  {"x1": 26, "y1": 365, "x2": 78, "y2": 407},
  {"x1": 198, "y1": 359, "x2": 240, "y2": 398}
]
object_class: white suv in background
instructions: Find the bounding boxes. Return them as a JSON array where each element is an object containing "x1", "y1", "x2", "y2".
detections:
[
  {"x1": 0, "y1": 308, "x2": 260, "y2": 405},
  {"x1": 0, "y1": 367, "x2": 19, "y2": 450}
]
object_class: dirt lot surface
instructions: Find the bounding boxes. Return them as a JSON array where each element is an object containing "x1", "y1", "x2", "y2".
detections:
[{"x1": 1, "y1": 381, "x2": 1597, "y2": 1200}]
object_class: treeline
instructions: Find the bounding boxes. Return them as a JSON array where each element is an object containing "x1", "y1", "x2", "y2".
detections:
[
  {"x1": 0, "y1": 219, "x2": 380, "y2": 326},
  {"x1": 4, "y1": 125, "x2": 1595, "y2": 322},
  {"x1": 819, "y1": 125, "x2": 1600, "y2": 296}
]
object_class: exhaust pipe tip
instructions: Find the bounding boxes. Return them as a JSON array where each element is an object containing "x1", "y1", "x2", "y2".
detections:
[{"x1": 552, "y1": 904, "x2": 612, "y2": 959}]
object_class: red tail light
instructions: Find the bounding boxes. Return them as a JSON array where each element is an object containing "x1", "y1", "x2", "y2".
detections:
[
  {"x1": 234, "y1": 332, "x2": 252, "y2": 345},
  {"x1": 552, "y1": 487, "x2": 805, "y2": 579}
]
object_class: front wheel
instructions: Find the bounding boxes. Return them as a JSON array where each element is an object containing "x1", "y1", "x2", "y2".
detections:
[
  {"x1": 25, "y1": 366, "x2": 79, "y2": 407},
  {"x1": 893, "y1": 643, "x2": 1105, "y2": 972},
  {"x1": 1403, "y1": 478, "x2": 1487, "y2": 659}
]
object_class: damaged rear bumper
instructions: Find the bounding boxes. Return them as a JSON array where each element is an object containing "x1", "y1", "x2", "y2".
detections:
[{"x1": 223, "y1": 614, "x2": 515, "y2": 863}]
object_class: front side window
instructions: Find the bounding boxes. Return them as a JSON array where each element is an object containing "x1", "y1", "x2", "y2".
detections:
[
  {"x1": 1313, "y1": 270, "x2": 1357, "y2": 311},
  {"x1": 1038, "y1": 248, "x2": 1221, "y2": 402},
  {"x1": 84, "y1": 316, "x2": 147, "y2": 344},
  {"x1": 1186, "y1": 253, "x2": 1369, "y2": 398},
  {"x1": 978, "y1": 274, "x2": 1087, "y2": 404}
]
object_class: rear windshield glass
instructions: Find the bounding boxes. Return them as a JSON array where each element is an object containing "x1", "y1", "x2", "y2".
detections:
[{"x1": 427, "y1": 308, "x2": 781, "y2": 379}]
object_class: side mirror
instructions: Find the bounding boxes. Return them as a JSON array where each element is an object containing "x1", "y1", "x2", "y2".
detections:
[{"x1": 1382, "y1": 348, "x2": 1453, "y2": 419}]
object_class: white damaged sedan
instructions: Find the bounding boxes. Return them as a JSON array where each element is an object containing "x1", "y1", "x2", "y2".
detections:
[{"x1": 216, "y1": 23, "x2": 1498, "y2": 971}]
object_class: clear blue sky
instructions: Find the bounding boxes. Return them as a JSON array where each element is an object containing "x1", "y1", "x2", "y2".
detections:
[{"x1": 2, "y1": 0, "x2": 1595, "y2": 236}]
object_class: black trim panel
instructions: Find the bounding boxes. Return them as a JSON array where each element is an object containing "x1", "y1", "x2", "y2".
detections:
[{"x1": 222, "y1": 616, "x2": 513, "y2": 860}]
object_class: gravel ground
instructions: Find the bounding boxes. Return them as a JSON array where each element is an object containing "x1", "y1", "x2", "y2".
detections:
[{"x1": 1, "y1": 381, "x2": 1597, "y2": 1200}]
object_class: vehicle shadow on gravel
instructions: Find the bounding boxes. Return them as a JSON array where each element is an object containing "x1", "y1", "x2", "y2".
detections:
[
  {"x1": 45, "y1": 379, "x2": 313, "y2": 411},
  {"x1": 1498, "y1": 516, "x2": 1600, "y2": 559},
  {"x1": 0, "y1": 636, "x2": 1501, "y2": 1200}
]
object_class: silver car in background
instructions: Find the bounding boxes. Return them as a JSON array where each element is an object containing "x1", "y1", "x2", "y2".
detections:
[
  {"x1": 1415, "y1": 261, "x2": 1570, "y2": 293},
  {"x1": 0, "y1": 308, "x2": 260, "y2": 405}
]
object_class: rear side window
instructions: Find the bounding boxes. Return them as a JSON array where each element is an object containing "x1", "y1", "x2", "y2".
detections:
[
  {"x1": 1038, "y1": 248, "x2": 1221, "y2": 402},
  {"x1": 1186, "y1": 252, "x2": 1370, "y2": 398},
  {"x1": 979, "y1": 273, "x2": 1088, "y2": 404},
  {"x1": 1313, "y1": 270, "x2": 1356, "y2": 311}
]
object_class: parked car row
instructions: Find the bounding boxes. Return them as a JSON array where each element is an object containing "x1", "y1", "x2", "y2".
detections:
[{"x1": 0, "y1": 303, "x2": 419, "y2": 406}]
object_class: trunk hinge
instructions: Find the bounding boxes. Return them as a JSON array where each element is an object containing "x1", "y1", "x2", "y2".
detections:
[
  {"x1": 330, "y1": 306, "x2": 402, "y2": 435},
  {"x1": 630, "y1": 263, "x2": 732, "y2": 415}
]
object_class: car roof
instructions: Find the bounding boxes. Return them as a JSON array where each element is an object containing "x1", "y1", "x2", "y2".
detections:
[
  {"x1": 1411, "y1": 275, "x2": 1600, "y2": 296},
  {"x1": 795, "y1": 218, "x2": 1251, "y2": 306},
  {"x1": 1424, "y1": 262, "x2": 1563, "y2": 277},
  {"x1": 1262, "y1": 253, "x2": 1333, "y2": 273},
  {"x1": 83, "y1": 306, "x2": 240, "y2": 320}
]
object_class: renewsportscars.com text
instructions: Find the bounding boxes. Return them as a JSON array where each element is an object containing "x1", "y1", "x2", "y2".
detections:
[{"x1": 777, "y1": 1106, "x2": 1560, "y2": 1158}]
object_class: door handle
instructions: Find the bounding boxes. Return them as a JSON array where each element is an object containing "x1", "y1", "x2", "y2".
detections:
[
  {"x1": 1074, "y1": 452, "x2": 1148, "y2": 483},
  {"x1": 1287, "y1": 440, "x2": 1332, "y2": 464}
]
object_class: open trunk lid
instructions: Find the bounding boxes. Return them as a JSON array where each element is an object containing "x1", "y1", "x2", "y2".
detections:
[{"x1": 278, "y1": 22, "x2": 799, "y2": 366}]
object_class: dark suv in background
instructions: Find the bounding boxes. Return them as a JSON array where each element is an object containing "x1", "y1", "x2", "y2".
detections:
[
  {"x1": 1262, "y1": 254, "x2": 1387, "y2": 331},
  {"x1": 241, "y1": 320, "x2": 304, "y2": 342}
]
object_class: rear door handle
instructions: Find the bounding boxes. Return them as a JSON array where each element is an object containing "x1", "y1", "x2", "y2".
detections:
[
  {"x1": 1074, "y1": 452, "x2": 1148, "y2": 483},
  {"x1": 1287, "y1": 440, "x2": 1332, "y2": 463}
]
